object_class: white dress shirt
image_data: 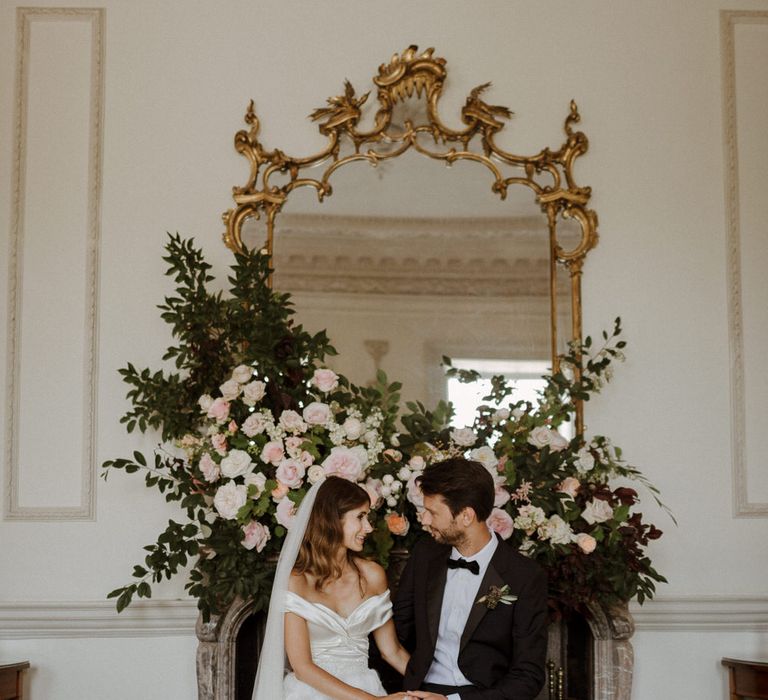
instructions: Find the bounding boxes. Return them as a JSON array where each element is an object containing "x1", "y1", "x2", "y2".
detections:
[{"x1": 424, "y1": 531, "x2": 498, "y2": 699}]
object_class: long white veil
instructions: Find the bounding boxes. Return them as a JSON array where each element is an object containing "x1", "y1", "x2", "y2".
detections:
[{"x1": 251, "y1": 479, "x2": 323, "y2": 699}]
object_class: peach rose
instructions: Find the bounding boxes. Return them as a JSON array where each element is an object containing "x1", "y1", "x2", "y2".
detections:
[
  {"x1": 557, "y1": 477, "x2": 581, "y2": 499},
  {"x1": 271, "y1": 480, "x2": 289, "y2": 502},
  {"x1": 385, "y1": 512, "x2": 410, "y2": 536},
  {"x1": 211, "y1": 433, "x2": 228, "y2": 456},
  {"x1": 574, "y1": 532, "x2": 597, "y2": 554}
]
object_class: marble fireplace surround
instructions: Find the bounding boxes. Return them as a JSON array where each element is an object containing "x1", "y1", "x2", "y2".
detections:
[{"x1": 196, "y1": 596, "x2": 634, "y2": 700}]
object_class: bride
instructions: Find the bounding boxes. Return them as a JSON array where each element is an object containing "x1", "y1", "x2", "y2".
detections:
[{"x1": 252, "y1": 475, "x2": 413, "y2": 699}]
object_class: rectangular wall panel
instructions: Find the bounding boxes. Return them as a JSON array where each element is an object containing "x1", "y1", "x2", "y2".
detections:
[
  {"x1": 722, "y1": 11, "x2": 768, "y2": 515},
  {"x1": 5, "y1": 8, "x2": 104, "y2": 519}
]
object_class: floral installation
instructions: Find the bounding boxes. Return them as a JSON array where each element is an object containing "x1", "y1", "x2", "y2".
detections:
[
  {"x1": 104, "y1": 234, "x2": 669, "y2": 622},
  {"x1": 476, "y1": 584, "x2": 518, "y2": 610}
]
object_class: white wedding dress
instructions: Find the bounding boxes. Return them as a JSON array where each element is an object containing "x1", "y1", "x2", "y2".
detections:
[{"x1": 281, "y1": 589, "x2": 391, "y2": 699}]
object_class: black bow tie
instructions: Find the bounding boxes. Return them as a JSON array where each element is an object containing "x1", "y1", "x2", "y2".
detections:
[{"x1": 447, "y1": 557, "x2": 480, "y2": 575}]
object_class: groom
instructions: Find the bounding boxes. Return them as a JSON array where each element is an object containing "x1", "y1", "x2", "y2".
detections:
[{"x1": 393, "y1": 457, "x2": 548, "y2": 700}]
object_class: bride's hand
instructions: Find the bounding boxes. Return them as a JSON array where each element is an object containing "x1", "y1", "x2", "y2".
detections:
[{"x1": 381, "y1": 694, "x2": 415, "y2": 699}]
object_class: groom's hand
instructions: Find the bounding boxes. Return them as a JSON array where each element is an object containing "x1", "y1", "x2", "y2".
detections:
[{"x1": 405, "y1": 692, "x2": 448, "y2": 700}]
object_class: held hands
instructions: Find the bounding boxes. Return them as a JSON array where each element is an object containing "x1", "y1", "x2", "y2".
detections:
[{"x1": 381, "y1": 693, "x2": 446, "y2": 700}]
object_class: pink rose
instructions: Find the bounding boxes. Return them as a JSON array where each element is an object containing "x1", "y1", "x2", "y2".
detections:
[
  {"x1": 284, "y1": 436, "x2": 304, "y2": 457},
  {"x1": 211, "y1": 433, "x2": 228, "y2": 456},
  {"x1": 321, "y1": 446, "x2": 364, "y2": 481},
  {"x1": 227, "y1": 420, "x2": 238, "y2": 433},
  {"x1": 494, "y1": 478, "x2": 511, "y2": 507},
  {"x1": 406, "y1": 472, "x2": 424, "y2": 508},
  {"x1": 300, "y1": 450, "x2": 315, "y2": 467},
  {"x1": 260, "y1": 440, "x2": 285, "y2": 466},
  {"x1": 311, "y1": 368, "x2": 339, "y2": 393},
  {"x1": 574, "y1": 532, "x2": 597, "y2": 554},
  {"x1": 275, "y1": 498, "x2": 296, "y2": 529},
  {"x1": 487, "y1": 508, "x2": 515, "y2": 540},
  {"x1": 279, "y1": 410, "x2": 307, "y2": 433},
  {"x1": 241, "y1": 521, "x2": 271, "y2": 552},
  {"x1": 364, "y1": 478, "x2": 383, "y2": 508},
  {"x1": 497, "y1": 454, "x2": 508, "y2": 474},
  {"x1": 199, "y1": 453, "x2": 220, "y2": 483},
  {"x1": 303, "y1": 401, "x2": 332, "y2": 426},
  {"x1": 242, "y1": 412, "x2": 268, "y2": 437},
  {"x1": 557, "y1": 477, "x2": 581, "y2": 499},
  {"x1": 207, "y1": 398, "x2": 230, "y2": 424},
  {"x1": 275, "y1": 458, "x2": 306, "y2": 489}
]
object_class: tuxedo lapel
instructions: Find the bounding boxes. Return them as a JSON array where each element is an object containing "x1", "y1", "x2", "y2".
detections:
[
  {"x1": 425, "y1": 548, "x2": 449, "y2": 649},
  {"x1": 459, "y1": 560, "x2": 505, "y2": 653}
]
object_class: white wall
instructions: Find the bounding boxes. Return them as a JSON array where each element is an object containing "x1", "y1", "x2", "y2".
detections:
[{"x1": 1, "y1": 1, "x2": 767, "y2": 698}]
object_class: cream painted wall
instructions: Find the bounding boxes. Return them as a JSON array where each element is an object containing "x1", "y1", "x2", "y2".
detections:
[{"x1": 1, "y1": 1, "x2": 767, "y2": 698}]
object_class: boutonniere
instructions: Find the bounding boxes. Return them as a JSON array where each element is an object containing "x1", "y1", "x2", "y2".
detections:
[{"x1": 476, "y1": 584, "x2": 518, "y2": 609}]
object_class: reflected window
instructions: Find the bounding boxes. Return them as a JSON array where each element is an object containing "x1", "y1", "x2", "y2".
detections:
[{"x1": 447, "y1": 358, "x2": 550, "y2": 428}]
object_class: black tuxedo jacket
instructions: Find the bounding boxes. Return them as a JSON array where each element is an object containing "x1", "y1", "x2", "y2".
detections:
[{"x1": 393, "y1": 534, "x2": 548, "y2": 700}]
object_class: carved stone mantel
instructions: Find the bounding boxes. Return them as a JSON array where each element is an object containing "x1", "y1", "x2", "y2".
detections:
[{"x1": 196, "y1": 596, "x2": 635, "y2": 700}]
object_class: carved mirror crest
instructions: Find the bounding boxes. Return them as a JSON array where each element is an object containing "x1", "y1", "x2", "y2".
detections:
[{"x1": 221, "y1": 45, "x2": 598, "y2": 431}]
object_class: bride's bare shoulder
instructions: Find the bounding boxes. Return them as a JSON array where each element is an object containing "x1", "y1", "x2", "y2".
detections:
[
  {"x1": 357, "y1": 558, "x2": 388, "y2": 595},
  {"x1": 288, "y1": 570, "x2": 311, "y2": 595}
]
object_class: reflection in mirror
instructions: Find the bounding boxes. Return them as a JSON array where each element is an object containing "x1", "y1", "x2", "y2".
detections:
[{"x1": 242, "y1": 151, "x2": 565, "y2": 418}]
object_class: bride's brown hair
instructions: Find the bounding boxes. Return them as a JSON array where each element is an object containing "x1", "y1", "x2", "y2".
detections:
[{"x1": 293, "y1": 476, "x2": 370, "y2": 592}]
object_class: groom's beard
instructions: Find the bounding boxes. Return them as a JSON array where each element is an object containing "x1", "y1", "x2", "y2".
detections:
[{"x1": 426, "y1": 521, "x2": 467, "y2": 548}]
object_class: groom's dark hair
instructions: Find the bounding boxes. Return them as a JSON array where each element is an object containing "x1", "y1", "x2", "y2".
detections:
[{"x1": 417, "y1": 457, "x2": 494, "y2": 521}]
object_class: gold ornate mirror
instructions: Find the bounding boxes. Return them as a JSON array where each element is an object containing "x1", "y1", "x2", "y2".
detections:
[{"x1": 222, "y1": 45, "x2": 598, "y2": 432}]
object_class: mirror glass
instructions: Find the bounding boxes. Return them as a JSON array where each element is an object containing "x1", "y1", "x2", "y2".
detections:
[{"x1": 241, "y1": 149, "x2": 564, "y2": 416}]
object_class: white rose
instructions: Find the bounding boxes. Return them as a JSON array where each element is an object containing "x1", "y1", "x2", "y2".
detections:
[
  {"x1": 582, "y1": 499, "x2": 614, "y2": 525},
  {"x1": 549, "y1": 431, "x2": 569, "y2": 452},
  {"x1": 386, "y1": 496, "x2": 397, "y2": 508},
  {"x1": 527, "y1": 425, "x2": 553, "y2": 448},
  {"x1": 213, "y1": 481, "x2": 248, "y2": 520},
  {"x1": 220, "y1": 449, "x2": 253, "y2": 479},
  {"x1": 576, "y1": 447, "x2": 595, "y2": 471},
  {"x1": 492, "y1": 408, "x2": 510, "y2": 423},
  {"x1": 450, "y1": 427, "x2": 476, "y2": 447},
  {"x1": 242, "y1": 380, "x2": 267, "y2": 406},
  {"x1": 279, "y1": 410, "x2": 307, "y2": 433},
  {"x1": 244, "y1": 471, "x2": 267, "y2": 498},
  {"x1": 307, "y1": 464, "x2": 325, "y2": 484},
  {"x1": 303, "y1": 401, "x2": 332, "y2": 426},
  {"x1": 311, "y1": 368, "x2": 339, "y2": 393},
  {"x1": 470, "y1": 446, "x2": 498, "y2": 472},
  {"x1": 397, "y1": 466, "x2": 412, "y2": 481},
  {"x1": 538, "y1": 514, "x2": 574, "y2": 545},
  {"x1": 219, "y1": 379, "x2": 241, "y2": 401},
  {"x1": 342, "y1": 417, "x2": 364, "y2": 440},
  {"x1": 198, "y1": 394, "x2": 214, "y2": 412},
  {"x1": 408, "y1": 455, "x2": 425, "y2": 471},
  {"x1": 514, "y1": 504, "x2": 547, "y2": 535},
  {"x1": 232, "y1": 364, "x2": 254, "y2": 384},
  {"x1": 242, "y1": 412, "x2": 269, "y2": 437}
]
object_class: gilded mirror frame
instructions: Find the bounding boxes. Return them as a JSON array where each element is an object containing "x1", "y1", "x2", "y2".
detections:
[{"x1": 222, "y1": 46, "x2": 598, "y2": 432}]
